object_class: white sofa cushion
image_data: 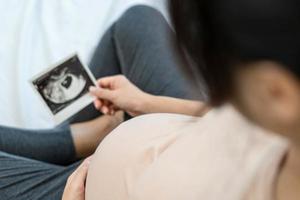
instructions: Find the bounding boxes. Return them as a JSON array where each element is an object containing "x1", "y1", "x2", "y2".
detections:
[{"x1": 0, "y1": 0, "x2": 168, "y2": 129}]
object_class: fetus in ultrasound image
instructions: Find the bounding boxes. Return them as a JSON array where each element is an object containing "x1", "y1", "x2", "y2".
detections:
[{"x1": 32, "y1": 55, "x2": 95, "y2": 115}]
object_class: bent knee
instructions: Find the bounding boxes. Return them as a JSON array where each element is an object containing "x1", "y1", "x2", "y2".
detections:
[{"x1": 114, "y1": 5, "x2": 169, "y2": 39}]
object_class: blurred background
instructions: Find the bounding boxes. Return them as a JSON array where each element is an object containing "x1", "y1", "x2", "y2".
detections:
[{"x1": 0, "y1": 0, "x2": 168, "y2": 129}]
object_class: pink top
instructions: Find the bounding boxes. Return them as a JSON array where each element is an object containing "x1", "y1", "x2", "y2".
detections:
[{"x1": 86, "y1": 104, "x2": 288, "y2": 200}]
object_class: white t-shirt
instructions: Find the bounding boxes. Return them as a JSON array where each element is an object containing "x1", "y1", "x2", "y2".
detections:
[{"x1": 86, "y1": 104, "x2": 288, "y2": 200}]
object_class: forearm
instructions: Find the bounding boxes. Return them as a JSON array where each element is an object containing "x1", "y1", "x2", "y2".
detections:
[
  {"x1": 70, "y1": 112, "x2": 123, "y2": 158},
  {"x1": 137, "y1": 94, "x2": 210, "y2": 117}
]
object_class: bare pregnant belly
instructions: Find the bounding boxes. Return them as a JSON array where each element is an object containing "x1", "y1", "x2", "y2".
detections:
[{"x1": 84, "y1": 113, "x2": 196, "y2": 200}]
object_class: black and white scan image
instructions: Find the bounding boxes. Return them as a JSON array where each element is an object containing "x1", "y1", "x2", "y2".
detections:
[{"x1": 31, "y1": 55, "x2": 96, "y2": 121}]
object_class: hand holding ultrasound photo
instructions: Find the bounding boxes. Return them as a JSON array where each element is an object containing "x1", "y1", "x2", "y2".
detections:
[{"x1": 30, "y1": 54, "x2": 97, "y2": 124}]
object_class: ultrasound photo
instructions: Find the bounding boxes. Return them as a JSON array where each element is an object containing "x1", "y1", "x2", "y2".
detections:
[{"x1": 31, "y1": 54, "x2": 97, "y2": 123}]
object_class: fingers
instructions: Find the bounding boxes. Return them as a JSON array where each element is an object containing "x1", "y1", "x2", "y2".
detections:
[
  {"x1": 94, "y1": 99, "x2": 102, "y2": 110},
  {"x1": 89, "y1": 87, "x2": 115, "y2": 102},
  {"x1": 89, "y1": 86, "x2": 119, "y2": 115},
  {"x1": 97, "y1": 75, "x2": 124, "y2": 88},
  {"x1": 66, "y1": 157, "x2": 91, "y2": 193},
  {"x1": 108, "y1": 104, "x2": 116, "y2": 115},
  {"x1": 90, "y1": 75, "x2": 127, "y2": 115},
  {"x1": 97, "y1": 76, "x2": 116, "y2": 89},
  {"x1": 71, "y1": 157, "x2": 91, "y2": 183},
  {"x1": 101, "y1": 103, "x2": 118, "y2": 115},
  {"x1": 101, "y1": 104, "x2": 110, "y2": 114},
  {"x1": 62, "y1": 157, "x2": 92, "y2": 200},
  {"x1": 93, "y1": 97, "x2": 117, "y2": 115}
]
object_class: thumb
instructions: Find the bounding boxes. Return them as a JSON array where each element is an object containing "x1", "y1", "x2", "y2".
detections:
[
  {"x1": 72, "y1": 158, "x2": 91, "y2": 183},
  {"x1": 89, "y1": 86, "x2": 116, "y2": 102}
]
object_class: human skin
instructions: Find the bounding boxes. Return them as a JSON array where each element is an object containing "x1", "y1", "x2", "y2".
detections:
[
  {"x1": 72, "y1": 75, "x2": 209, "y2": 158},
  {"x1": 230, "y1": 61, "x2": 300, "y2": 200},
  {"x1": 62, "y1": 75, "x2": 209, "y2": 199},
  {"x1": 62, "y1": 158, "x2": 92, "y2": 200},
  {"x1": 70, "y1": 111, "x2": 124, "y2": 158},
  {"x1": 89, "y1": 75, "x2": 209, "y2": 117},
  {"x1": 78, "y1": 63, "x2": 300, "y2": 200}
]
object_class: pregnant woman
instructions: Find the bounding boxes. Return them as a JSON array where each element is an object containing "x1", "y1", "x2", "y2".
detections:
[
  {"x1": 73, "y1": 0, "x2": 300, "y2": 199},
  {"x1": 0, "y1": 5, "x2": 207, "y2": 200}
]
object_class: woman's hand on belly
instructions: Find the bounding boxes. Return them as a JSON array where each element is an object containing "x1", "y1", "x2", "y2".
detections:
[{"x1": 62, "y1": 157, "x2": 92, "y2": 200}]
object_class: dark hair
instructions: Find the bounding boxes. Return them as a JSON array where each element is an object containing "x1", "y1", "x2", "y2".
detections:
[{"x1": 170, "y1": 0, "x2": 300, "y2": 105}]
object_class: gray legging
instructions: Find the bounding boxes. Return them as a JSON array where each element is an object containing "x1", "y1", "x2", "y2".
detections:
[{"x1": 0, "y1": 5, "x2": 202, "y2": 200}]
